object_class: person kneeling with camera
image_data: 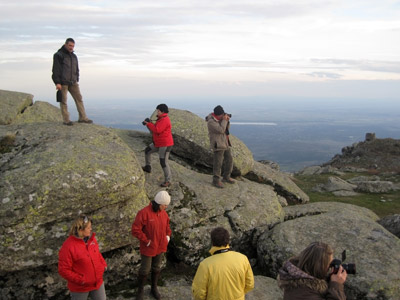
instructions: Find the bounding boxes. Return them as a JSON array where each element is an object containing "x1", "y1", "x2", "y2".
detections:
[{"x1": 278, "y1": 242, "x2": 347, "y2": 300}]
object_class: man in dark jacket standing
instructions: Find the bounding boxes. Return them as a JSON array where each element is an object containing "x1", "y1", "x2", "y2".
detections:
[
  {"x1": 52, "y1": 38, "x2": 92, "y2": 126},
  {"x1": 206, "y1": 105, "x2": 235, "y2": 188}
]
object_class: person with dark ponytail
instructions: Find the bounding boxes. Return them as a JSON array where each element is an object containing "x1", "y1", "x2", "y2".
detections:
[
  {"x1": 142, "y1": 104, "x2": 174, "y2": 187},
  {"x1": 131, "y1": 191, "x2": 172, "y2": 300}
]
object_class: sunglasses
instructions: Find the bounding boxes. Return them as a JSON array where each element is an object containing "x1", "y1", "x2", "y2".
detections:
[{"x1": 78, "y1": 215, "x2": 91, "y2": 230}]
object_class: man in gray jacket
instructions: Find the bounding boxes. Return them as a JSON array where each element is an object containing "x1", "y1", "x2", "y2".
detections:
[
  {"x1": 52, "y1": 38, "x2": 92, "y2": 126},
  {"x1": 206, "y1": 105, "x2": 235, "y2": 188}
]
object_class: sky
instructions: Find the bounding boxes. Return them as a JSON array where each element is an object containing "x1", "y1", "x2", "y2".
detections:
[{"x1": 1, "y1": 0, "x2": 400, "y2": 104}]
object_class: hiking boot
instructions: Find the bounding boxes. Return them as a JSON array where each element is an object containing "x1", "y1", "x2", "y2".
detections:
[
  {"x1": 160, "y1": 181, "x2": 170, "y2": 187},
  {"x1": 63, "y1": 121, "x2": 73, "y2": 126},
  {"x1": 142, "y1": 165, "x2": 152, "y2": 173},
  {"x1": 213, "y1": 181, "x2": 224, "y2": 188},
  {"x1": 150, "y1": 271, "x2": 161, "y2": 300},
  {"x1": 78, "y1": 119, "x2": 93, "y2": 124},
  {"x1": 222, "y1": 178, "x2": 235, "y2": 184},
  {"x1": 136, "y1": 274, "x2": 147, "y2": 300}
]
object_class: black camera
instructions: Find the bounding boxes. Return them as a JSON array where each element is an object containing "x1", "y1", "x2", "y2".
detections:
[
  {"x1": 225, "y1": 113, "x2": 232, "y2": 118},
  {"x1": 330, "y1": 250, "x2": 356, "y2": 275},
  {"x1": 142, "y1": 118, "x2": 150, "y2": 125}
]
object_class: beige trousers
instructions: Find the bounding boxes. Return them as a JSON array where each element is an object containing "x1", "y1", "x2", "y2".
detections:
[{"x1": 60, "y1": 83, "x2": 88, "y2": 122}]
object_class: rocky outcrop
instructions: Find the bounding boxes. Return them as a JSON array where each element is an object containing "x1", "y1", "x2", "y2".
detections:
[
  {"x1": 297, "y1": 165, "x2": 344, "y2": 176},
  {"x1": 13, "y1": 101, "x2": 62, "y2": 124},
  {"x1": 115, "y1": 128, "x2": 285, "y2": 266},
  {"x1": 355, "y1": 180, "x2": 397, "y2": 193},
  {"x1": 0, "y1": 89, "x2": 33, "y2": 124},
  {"x1": 245, "y1": 161, "x2": 309, "y2": 204},
  {"x1": 312, "y1": 176, "x2": 398, "y2": 196},
  {"x1": 325, "y1": 137, "x2": 400, "y2": 172},
  {"x1": 257, "y1": 202, "x2": 400, "y2": 300},
  {"x1": 312, "y1": 176, "x2": 359, "y2": 196},
  {"x1": 2, "y1": 91, "x2": 399, "y2": 300},
  {"x1": 378, "y1": 214, "x2": 400, "y2": 238},
  {"x1": 0, "y1": 123, "x2": 147, "y2": 273},
  {"x1": 168, "y1": 109, "x2": 254, "y2": 176}
]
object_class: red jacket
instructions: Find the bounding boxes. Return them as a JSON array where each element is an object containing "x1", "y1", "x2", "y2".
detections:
[
  {"x1": 58, "y1": 233, "x2": 107, "y2": 293},
  {"x1": 131, "y1": 203, "x2": 172, "y2": 257},
  {"x1": 146, "y1": 113, "x2": 174, "y2": 148}
]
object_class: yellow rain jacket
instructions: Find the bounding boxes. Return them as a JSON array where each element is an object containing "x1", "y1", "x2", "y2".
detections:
[{"x1": 192, "y1": 245, "x2": 254, "y2": 300}]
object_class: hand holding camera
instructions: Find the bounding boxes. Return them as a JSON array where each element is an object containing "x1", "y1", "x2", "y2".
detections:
[
  {"x1": 330, "y1": 265, "x2": 347, "y2": 284},
  {"x1": 329, "y1": 250, "x2": 356, "y2": 275},
  {"x1": 142, "y1": 118, "x2": 151, "y2": 126},
  {"x1": 223, "y1": 113, "x2": 232, "y2": 121}
]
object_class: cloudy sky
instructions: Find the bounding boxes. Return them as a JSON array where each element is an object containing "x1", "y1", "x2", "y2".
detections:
[{"x1": 1, "y1": 0, "x2": 400, "y2": 104}]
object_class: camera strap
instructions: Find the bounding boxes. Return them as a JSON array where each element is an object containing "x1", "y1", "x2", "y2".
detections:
[{"x1": 213, "y1": 248, "x2": 231, "y2": 255}]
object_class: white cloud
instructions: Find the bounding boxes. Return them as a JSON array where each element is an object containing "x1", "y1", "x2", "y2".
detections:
[{"x1": 0, "y1": 0, "x2": 400, "y2": 101}]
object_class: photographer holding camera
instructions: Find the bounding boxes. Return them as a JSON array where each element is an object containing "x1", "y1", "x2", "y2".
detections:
[
  {"x1": 206, "y1": 105, "x2": 235, "y2": 188},
  {"x1": 278, "y1": 242, "x2": 347, "y2": 300},
  {"x1": 142, "y1": 104, "x2": 174, "y2": 187}
]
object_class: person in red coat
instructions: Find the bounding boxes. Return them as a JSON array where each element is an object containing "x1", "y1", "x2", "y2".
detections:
[
  {"x1": 131, "y1": 191, "x2": 172, "y2": 300},
  {"x1": 58, "y1": 215, "x2": 107, "y2": 300},
  {"x1": 142, "y1": 104, "x2": 174, "y2": 187}
]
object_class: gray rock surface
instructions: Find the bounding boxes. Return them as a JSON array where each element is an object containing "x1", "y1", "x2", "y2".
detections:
[
  {"x1": 13, "y1": 100, "x2": 62, "y2": 124},
  {"x1": 297, "y1": 165, "x2": 344, "y2": 176},
  {"x1": 3, "y1": 90, "x2": 398, "y2": 300},
  {"x1": 257, "y1": 202, "x2": 400, "y2": 300},
  {"x1": 0, "y1": 89, "x2": 33, "y2": 124},
  {"x1": 0, "y1": 123, "x2": 147, "y2": 272},
  {"x1": 168, "y1": 108, "x2": 254, "y2": 176},
  {"x1": 245, "y1": 161, "x2": 309, "y2": 204},
  {"x1": 325, "y1": 138, "x2": 400, "y2": 172},
  {"x1": 297, "y1": 165, "x2": 322, "y2": 175},
  {"x1": 107, "y1": 275, "x2": 282, "y2": 300},
  {"x1": 246, "y1": 276, "x2": 283, "y2": 300},
  {"x1": 312, "y1": 176, "x2": 357, "y2": 193},
  {"x1": 332, "y1": 190, "x2": 360, "y2": 197},
  {"x1": 355, "y1": 180, "x2": 396, "y2": 193},
  {"x1": 378, "y1": 214, "x2": 400, "y2": 238},
  {"x1": 115, "y1": 129, "x2": 285, "y2": 266},
  {"x1": 347, "y1": 175, "x2": 381, "y2": 183}
]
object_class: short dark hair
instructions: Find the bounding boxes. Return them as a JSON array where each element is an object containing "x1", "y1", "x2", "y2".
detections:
[
  {"x1": 65, "y1": 38, "x2": 75, "y2": 44},
  {"x1": 213, "y1": 105, "x2": 224, "y2": 116},
  {"x1": 211, "y1": 227, "x2": 230, "y2": 247},
  {"x1": 157, "y1": 104, "x2": 169, "y2": 113}
]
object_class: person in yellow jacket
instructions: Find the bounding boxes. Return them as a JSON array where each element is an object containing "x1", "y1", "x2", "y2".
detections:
[{"x1": 192, "y1": 227, "x2": 254, "y2": 300}]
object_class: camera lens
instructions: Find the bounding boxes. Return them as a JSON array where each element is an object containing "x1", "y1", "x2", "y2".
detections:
[{"x1": 343, "y1": 263, "x2": 356, "y2": 275}]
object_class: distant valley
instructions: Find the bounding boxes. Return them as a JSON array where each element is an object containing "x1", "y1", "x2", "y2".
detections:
[{"x1": 82, "y1": 97, "x2": 400, "y2": 172}]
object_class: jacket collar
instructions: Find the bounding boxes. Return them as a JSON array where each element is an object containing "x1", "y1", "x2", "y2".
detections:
[
  {"x1": 209, "y1": 244, "x2": 230, "y2": 255},
  {"x1": 71, "y1": 232, "x2": 96, "y2": 243},
  {"x1": 157, "y1": 113, "x2": 168, "y2": 120},
  {"x1": 278, "y1": 260, "x2": 329, "y2": 294}
]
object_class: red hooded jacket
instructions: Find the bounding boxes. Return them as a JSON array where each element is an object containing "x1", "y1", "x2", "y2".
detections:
[
  {"x1": 131, "y1": 203, "x2": 172, "y2": 257},
  {"x1": 146, "y1": 113, "x2": 174, "y2": 148},
  {"x1": 58, "y1": 233, "x2": 107, "y2": 292}
]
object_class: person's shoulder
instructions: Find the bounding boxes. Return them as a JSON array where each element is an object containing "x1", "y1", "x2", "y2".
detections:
[
  {"x1": 138, "y1": 204, "x2": 151, "y2": 214},
  {"x1": 229, "y1": 251, "x2": 250, "y2": 261},
  {"x1": 54, "y1": 49, "x2": 63, "y2": 57},
  {"x1": 61, "y1": 235, "x2": 78, "y2": 249}
]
